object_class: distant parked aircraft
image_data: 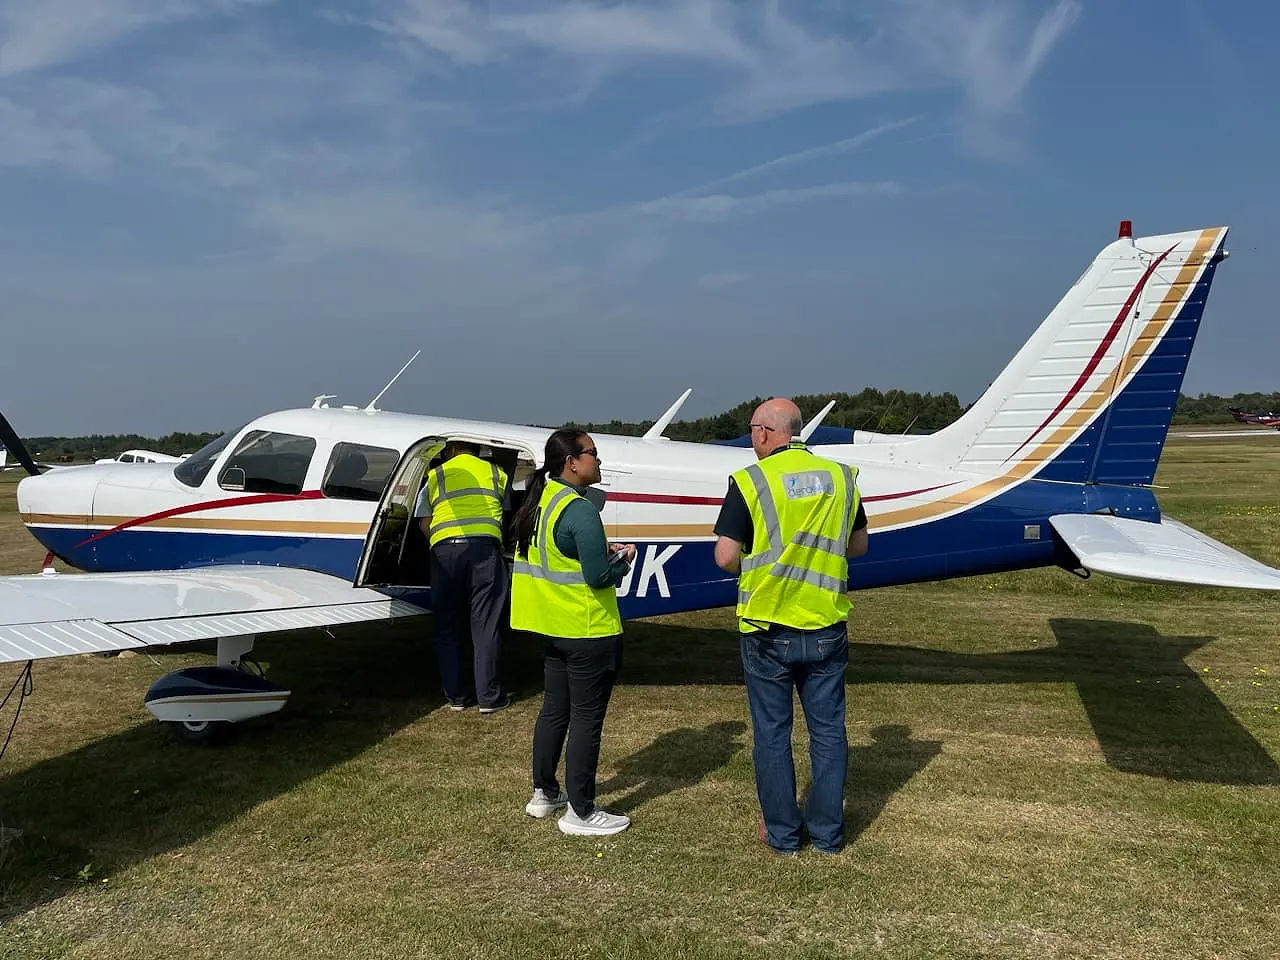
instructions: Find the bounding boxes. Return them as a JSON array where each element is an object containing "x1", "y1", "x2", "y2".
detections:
[
  {"x1": 95, "y1": 449, "x2": 185, "y2": 465},
  {"x1": 1227, "y1": 407, "x2": 1280, "y2": 426}
]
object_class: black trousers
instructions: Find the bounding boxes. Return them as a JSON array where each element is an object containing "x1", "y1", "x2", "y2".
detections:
[
  {"x1": 429, "y1": 537, "x2": 508, "y2": 708},
  {"x1": 532, "y1": 634, "x2": 623, "y2": 817}
]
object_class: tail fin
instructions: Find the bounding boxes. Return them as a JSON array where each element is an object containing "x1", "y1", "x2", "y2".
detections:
[{"x1": 904, "y1": 224, "x2": 1228, "y2": 486}]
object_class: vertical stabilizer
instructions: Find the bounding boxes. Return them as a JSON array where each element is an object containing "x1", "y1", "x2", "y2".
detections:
[{"x1": 901, "y1": 225, "x2": 1228, "y2": 486}]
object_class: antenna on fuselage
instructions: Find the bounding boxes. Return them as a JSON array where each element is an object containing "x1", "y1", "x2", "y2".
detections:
[
  {"x1": 799, "y1": 400, "x2": 836, "y2": 443},
  {"x1": 312, "y1": 395, "x2": 337, "y2": 409},
  {"x1": 365, "y1": 350, "x2": 422, "y2": 412},
  {"x1": 642, "y1": 388, "x2": 693, "y2": 440}
]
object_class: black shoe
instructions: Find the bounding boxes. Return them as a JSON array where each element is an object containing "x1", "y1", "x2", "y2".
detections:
[
  {"x1": 447, "y1": 697, "x2": 475, "y2": 712},
  {"x1": 478, "y1": 694, "x2": 511, "y2": 715}
]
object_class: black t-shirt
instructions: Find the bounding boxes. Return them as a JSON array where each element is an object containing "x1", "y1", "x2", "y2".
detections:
[{"x1": 713, "y1": 457, "x2": 867, "y2": 551}]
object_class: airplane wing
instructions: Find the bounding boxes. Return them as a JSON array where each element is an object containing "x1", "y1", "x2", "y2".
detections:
[
  {"x1": 1049, "y1": 514, "x2": 1280, "y2": 590},
  {"x1": 0, "y1": 566, "x2": 426, "y2": 665}
]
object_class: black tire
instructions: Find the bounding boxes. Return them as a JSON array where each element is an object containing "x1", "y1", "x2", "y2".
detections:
[{"x1": 163, "y1": 719, "x2": 228, "y2": 746}]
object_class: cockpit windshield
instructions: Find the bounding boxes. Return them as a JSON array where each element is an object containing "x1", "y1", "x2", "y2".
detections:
[{"x1": 174, "y1": 426, "x2": 244, "y2": 488}]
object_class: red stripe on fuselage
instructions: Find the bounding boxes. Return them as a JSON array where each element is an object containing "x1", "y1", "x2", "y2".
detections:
[
  {"x1": 608, "y1": 492, "x2": 725, "y2": 506},
  {"x1": 73, "y1": 490, "x2": 326, "y2": 548},
  {"x1": 862, "y1": 482, "x2": 959, "y2": 503}
]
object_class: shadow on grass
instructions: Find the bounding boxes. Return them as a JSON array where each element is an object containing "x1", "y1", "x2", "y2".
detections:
[
  {"x1": 3, "y1": 614, "x2": 1274, "y2": 920},
  {"x1": 0, "y1": 619, "x2": 443, "y2": 921},
  {"x1": 585, "y1": 616, "x2": 1279, "y2": 785},
  {"x1": 597, "y1": 720, "x2": 746, "y2": 814},
  {"x1": 846, "y1": 724, "x2": 942, "y2": 842},
  {"x1": 851, "y1": 617, "x2": 1280, "y2": 786}
]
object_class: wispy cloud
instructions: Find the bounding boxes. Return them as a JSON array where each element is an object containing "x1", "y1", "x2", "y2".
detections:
[
  {"x1": 634, "y1": 180, "x2": 904, "y2": 222},
  {"x1": 376, "y1": 1, "x2": 1079, "y2": 134},
  {"x1": 0, "y1": 0, "x2": 269, "y2": 77},
  {"x1": 676, "y1": 118, "x2": 919, "y2": 196},
  {"x1": 0, "y1": 95, "x2": 111, "y2": 175},
  {"x1": 892, "y1": 0, "x2": 1082, "y2": 157},
  {"x1": 697, "y1": 270, "x2": 749, "y2": 290}
]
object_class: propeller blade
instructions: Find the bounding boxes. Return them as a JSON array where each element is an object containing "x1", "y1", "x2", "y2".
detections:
[{"x1": 0, "y1": 411, "x2": 42, "y2": 476}]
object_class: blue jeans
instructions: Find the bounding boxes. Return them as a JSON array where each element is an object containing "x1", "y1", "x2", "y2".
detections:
[{"x1": 740, "y1": 622, "x2": 849, "y2": 853}]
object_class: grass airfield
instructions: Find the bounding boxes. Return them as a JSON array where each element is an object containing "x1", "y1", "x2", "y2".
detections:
[{"x1": 1, "y1": 431, "x2": 1279, "y2": 959}]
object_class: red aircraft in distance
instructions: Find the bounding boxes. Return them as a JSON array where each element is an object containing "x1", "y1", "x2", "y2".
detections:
[{"x1": 1228, "y1": 407, "x2": 1280, "y2": 426}]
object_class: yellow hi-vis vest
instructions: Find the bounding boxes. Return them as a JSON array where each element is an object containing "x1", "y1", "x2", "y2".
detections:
[
  {"x1": 424, "y1": 453, "x2": 508, "y2": 548},
  {"x1": 510, "y1": 480, "x2": 623, "y2": 639},
  {"x1": 733, "y1": 442, "x2": 860, "y2": 634}
]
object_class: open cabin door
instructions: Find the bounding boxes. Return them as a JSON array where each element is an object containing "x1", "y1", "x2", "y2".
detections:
[{"x1": 354, "y1": 434, "x2": 537, "y2": 589}]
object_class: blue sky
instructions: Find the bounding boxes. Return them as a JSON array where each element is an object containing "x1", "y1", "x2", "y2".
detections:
[{"x1": 2, "y1": 0, "x2": 1278, "y2": 436}]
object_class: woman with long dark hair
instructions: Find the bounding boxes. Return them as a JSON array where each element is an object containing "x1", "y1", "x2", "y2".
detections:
[{"x1": 511, "y1": 428, "x2": 636, "y2": 837}]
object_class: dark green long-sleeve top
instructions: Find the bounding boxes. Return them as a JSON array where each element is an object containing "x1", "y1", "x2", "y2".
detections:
[{"x1": 548, "y1": 478, "x2": 631, "y2": 588}]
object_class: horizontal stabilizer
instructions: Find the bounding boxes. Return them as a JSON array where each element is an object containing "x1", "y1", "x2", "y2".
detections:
[
  {"x1": 1050, "y1": 514, "x2": 1280, "y2": 590},
  {"x1": 0, "y1": 566, "x2": 427, "y2": 665}
]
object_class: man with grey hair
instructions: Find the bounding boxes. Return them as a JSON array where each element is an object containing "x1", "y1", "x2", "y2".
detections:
[{"x1": 714, "y1": 397, "x2": 868, "y2": 856}]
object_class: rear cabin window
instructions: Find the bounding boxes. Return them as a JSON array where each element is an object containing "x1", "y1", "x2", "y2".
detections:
[
  {"x1": 322, "y1": 442, "x2": 399, "y2": 502},
  {"x1": 218, "y1": 430, "x2": 316, "y2": 495}
]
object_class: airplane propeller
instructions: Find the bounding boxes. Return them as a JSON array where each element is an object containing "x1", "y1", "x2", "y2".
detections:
[{"x1": 0, "y1": 411, "x2": 42, "y2": 476}]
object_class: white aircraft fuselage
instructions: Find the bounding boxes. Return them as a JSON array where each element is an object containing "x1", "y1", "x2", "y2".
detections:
[{"x1": 17, "y1": 225, "x2": 1255, "y2": 618}]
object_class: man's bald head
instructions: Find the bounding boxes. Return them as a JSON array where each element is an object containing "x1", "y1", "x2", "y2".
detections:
[{"x1": 750, "y1": 397, "x2": 803, "y2": 458}]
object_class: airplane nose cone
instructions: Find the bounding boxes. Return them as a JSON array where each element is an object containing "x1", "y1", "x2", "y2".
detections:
[{"x1": 17, "y1": 465, "x2": 98, "y2": 523}]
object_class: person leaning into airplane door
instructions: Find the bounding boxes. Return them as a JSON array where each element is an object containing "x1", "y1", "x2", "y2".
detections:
[
  {"x1": 509, "y1": 428, "x2": 636, "y2": 838},
  {"x1": 713, "y1": 397, "x2": 868, "y2": 856},
  {"x1": 415, "y1": 439, "x2": 511, "y2": 714}
]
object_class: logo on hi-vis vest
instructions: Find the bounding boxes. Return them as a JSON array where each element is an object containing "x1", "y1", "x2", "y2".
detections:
[
  {"x1": 784, "y1": 471, "x2": 834, "y2": 500},
  {"x1": 617, "y1": 545, "x2": 682, "y2": 598}
]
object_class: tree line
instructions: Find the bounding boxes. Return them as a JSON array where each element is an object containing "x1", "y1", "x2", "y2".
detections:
[
  {"x1": 12, "y1": 392, "x2": 1273, "y2": 460},
  {"x1": 570, "y1": 390, "x2": 1280, "y2": 440},
  {"x1": 567, "y1": 389, "x2": 967, "y2": 441},
  {"x1": 18, "y1": 432, "x2": 222, "y2": 463}
]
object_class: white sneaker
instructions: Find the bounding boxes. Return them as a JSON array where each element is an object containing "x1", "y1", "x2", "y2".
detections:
[
  {"x1": 525, "y1": 788, "x2": 569, "y2": 819},
  {"x1": 557, "y1": 807, "x2": 631, "y2": 837}
]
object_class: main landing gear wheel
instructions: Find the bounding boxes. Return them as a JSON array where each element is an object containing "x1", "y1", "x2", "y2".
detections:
[
  {"x1": 164, "y1": 719, "x2": 228, "y2": 746},
  {"x1": 145, "y1": 637, "x2": 291, "y2": 745}
]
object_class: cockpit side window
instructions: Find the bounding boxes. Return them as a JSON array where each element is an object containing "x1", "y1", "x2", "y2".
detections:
[
  {"x1": 174, "y1": 427, "x2": 243, "y2": 488},
  {"x1": 322, "y1": 442, "x2": 399, "y2": 502},
  {"x1": 217, "y1": 430, "x2": 316, "y2": 495}
]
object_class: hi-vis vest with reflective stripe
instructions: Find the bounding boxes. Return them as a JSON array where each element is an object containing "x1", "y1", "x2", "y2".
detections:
[
  {"x1": 510, "y1": 480, "x2": 623, "y2": 639},
  {"x1": 733, "y1": 442, "x2": 859, "y2": 634},
  {"x1": 424, "y1": 453, "x2": 508, "y2": 548}
]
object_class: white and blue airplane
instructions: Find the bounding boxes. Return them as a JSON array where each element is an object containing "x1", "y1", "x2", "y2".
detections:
[{"x1": 1, "y1": 222, "x2": 1275, "y2": 742}]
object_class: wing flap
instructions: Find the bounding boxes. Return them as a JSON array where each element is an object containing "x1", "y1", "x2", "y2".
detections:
[
  {"x1": 0, "y1": 620, "x2": 145, "y2": 662},
  {"x1": 1049, "y1": 514, "x2": 1280, "y2": 589},
  {"x1": 115, "y1": 599, "x2": 424, "y2": 646}
]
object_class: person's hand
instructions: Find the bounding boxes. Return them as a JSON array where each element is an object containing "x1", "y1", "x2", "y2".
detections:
[{"x1": 609, "y1": 542, "x2": 637, "y2": 564}]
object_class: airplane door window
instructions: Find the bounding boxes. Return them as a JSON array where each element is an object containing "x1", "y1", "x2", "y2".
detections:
[
  {"x1": 322, "y1": 442, "x2": 399, "y2": 502},
  {"x1": 218, "y1": 431, "x2": 317, "y2": 495}
]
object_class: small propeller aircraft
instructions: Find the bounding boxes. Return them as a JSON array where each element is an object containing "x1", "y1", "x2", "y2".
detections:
[
  {"x1": 1227, "y1": 407, "x2": 1280, "y2": 427},
  {"x1": 2, "y1": 222, "x2": 1275, "y2": 744},
  {"x1": 1, "y1": 445, "x2": 64, "y2": 473}
]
